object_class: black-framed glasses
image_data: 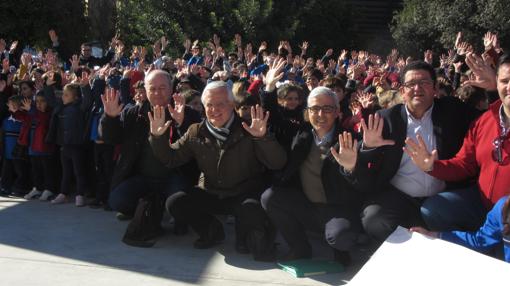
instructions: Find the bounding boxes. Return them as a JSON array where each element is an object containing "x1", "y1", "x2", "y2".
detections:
[
  {"x1": 492, "y1": 135, "x2": 508, "y2": 165},
  {"x1": 307, "y1": 105, "x2": 336, "y2": 114},
  {"x1": 402, "y1": 79, "x2": 433, "y2": 89}
]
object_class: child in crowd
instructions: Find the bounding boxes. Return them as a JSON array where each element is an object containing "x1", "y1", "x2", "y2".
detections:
[
  {"x1": 46, "y1": 82, "x2": 91, "y2": 206},
  {"x1": 0, "y1": 96, "x2": 31, "y2": 196},
  {"x1": 412, "y1": 196, "x2": 510, "y2": 263},
  {"x1": 18, "y1": 93, "x2": 57, "y2": 200}
]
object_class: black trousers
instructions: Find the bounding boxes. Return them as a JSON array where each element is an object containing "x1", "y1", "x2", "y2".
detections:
[
  {"x1": 361, "y1": 187, "x2": 426, "y2": 242},
  {"x1": 31, "y1": 155, "x2": 57, "y2": 192},
  {"x1": 166, "y1": 187, "x2": 270, "y2": 245},
  {"x1": 60, "y1": 145, "x2": 87, "y2": 196},
  {"x1": 93, "y1": 143, "x2": 115, "y2": 202},
  {"x1": 1, "y1": 158, "x2": 30, "y2": 191},
  {"x1": 261, "y1": 187, "x2": 361, "y2": 256}
]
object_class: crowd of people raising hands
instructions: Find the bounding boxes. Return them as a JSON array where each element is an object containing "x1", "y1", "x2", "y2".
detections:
[{"x1": 0, "y1": 29, "x2": 508, "y2": 264}]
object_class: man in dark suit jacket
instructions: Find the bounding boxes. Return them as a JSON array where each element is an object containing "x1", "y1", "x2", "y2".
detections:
[{"x1": 342, "y1": 61, "x2": 482, "y2": 241}]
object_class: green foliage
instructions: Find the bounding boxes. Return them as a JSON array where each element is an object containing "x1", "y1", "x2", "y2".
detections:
[
  {"x1": 391, "y1": 0, "x2": 510, "y2": 57},
  {"x1": 0, "y1": 0, "x2": 88, "y2": 56},
  {"x1": 115, "y1": 0, "x2": 354, "y2": 58}
]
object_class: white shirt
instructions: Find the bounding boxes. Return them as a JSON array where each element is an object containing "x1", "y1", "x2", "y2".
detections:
[{"x1": 390, "y1": 105, "x2": 446, "y2": 197}]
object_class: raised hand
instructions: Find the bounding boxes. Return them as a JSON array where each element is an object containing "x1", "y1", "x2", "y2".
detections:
[
  {"x1": 300, "y1": 41, "x2": 309, "y2": 52},
  {"x1": 424, "y1": 50, "x2": 433, "y2": 64},
  {"x1": 48, "y1": 29, "x2": 59, "y2": 44},
  {"x1": 69, "y1": 54, "x2": 80, "y2": 71},
  {"x1": 264, "y1": 57, "x2": 286, "y2": 92},
  {"x1": 331, "y1": 131, "x2": 358, "y2": 172},
  {"x1": 234, "y1": 34, "x2": 241, "y2": 47},
  {"x1": 21, "y1": 98, "x2": 32, "y2": 111},
  {"x1": 325, "y1": 48, "x2": 333, "y2": 57},
  {"x1": 242, "y1": 104, "x2": 269, "y2": 138},
  {"x1": 211, "y1": 34, "x2": 220, "y2": 48},
  {"x1": 21, "y1": 53, "x2": 32, "y2": 67},
  {"x1": 355, "y1": 91, "x2": 375, "y2": 109},
  {"x1": 101, "y1": 88, "x2": 124, "y2": 118},
  {"x1": 483, "y1": 31, "x2": 495, "y2": 51},
  {"x1": 360, "y1": 113, "x2": 395, "y2": 148},
  {"x1": 455, "y1": 31, "x2": 463, "y2": 50},
  {"x1": 463, "y1": 52, "x2": 497, "y2": 90},
  {"x1": 160, "y1": 36, "x2": 168, "y2": 50},
  {"x1": 259, "y1": 41, "x2": 268, "y2": 52},
  {"x1": 339, "y1": 49, "x2": 348, "y2": 61},
  {"x1": 184, "y1": 39, "x2": 191, "y2": 52},
  {"x1": 9, "y1": 40, "x2": 18, "y2": 52},
  {"x1": 148, "y1": 105, "x2": 171, "y2": 136},
  {"x1": 168, "y1": 93, "x2": 185, "y2": 126},
  {"x1": 403, "y1": 134, "x2": 437, "y2": 172}
]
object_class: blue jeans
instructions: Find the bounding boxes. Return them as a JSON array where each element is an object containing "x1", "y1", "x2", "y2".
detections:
[
  {"x1": 109, "y1": 174, "x2": 188, "y2": 215},
  {"x1": 421, "y1": 185, "x2": 487, "y2": 231}
]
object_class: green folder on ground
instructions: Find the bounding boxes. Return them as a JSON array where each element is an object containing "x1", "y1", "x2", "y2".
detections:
[{"x1": 277, "y1": 259, "x2": 344, "y2": 277}]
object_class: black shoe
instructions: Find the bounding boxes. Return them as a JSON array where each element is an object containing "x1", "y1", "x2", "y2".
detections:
[
  {"x1": 235, "y1": 240, "x2": 250, "y2": 254},
  {"x1": 333, "y1": 250, "x2": 352, "y2": 267},
  {"x1": 103, "y1": 204, "x2": 113, "y2": 211},
  {"x1": 0, "y1": 189, "x2": 11, "y2": 197},
  {"x1": 193, "y1": 220, "x2": 225, "y2": 249},
  {"x1": 116, "y1": 212, "x2": 133, "y2": 221},
  {"x1": 173, "y1": 222, "x2": 189, "y2": 236},
  {"x1": 88, "y1": 199, "x2": 105, "y2": 209}
]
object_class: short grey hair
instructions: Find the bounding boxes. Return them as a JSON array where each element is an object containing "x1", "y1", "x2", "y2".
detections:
[
  {"x1": 307, "y1": 86, "x2": 339, "y2": 108},
  {"x1": 201, "y1": 80, "x2": 234, "y2": 105}
]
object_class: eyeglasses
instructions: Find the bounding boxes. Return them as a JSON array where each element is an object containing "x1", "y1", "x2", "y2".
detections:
[
  {"x1": 402, "y1": 79, "x2": 433, "y2": 89},
  {"x1": 492, "y1": 135, "x2": 508, "y2": 165},
  {"x1": 307, "y1": 105, "x2": 336, "y2": 114}
]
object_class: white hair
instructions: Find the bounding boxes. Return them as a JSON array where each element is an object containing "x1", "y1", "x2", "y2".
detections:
[
  {"x1": 201, "y1": 80, "x2": 234, "y2": 105},
  {"x1": 307, "y1": 86, "x2": 339, "y2": 108}
]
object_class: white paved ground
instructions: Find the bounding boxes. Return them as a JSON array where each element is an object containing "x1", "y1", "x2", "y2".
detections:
[{"x1": 0, "y1": 197, "x2": 373, "y2": 285}]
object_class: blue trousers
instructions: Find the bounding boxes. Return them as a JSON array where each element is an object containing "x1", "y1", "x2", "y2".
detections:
[
  {"x1": 109, "y1": 174, "x2": 188, "y2": 215},
  {"x1": 421, "y1": 185, "x2": 487, "y2": 231}
]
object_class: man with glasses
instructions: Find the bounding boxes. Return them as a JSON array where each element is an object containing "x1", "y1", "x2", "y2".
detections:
[
  {"x1": 342, "y1": 61, "x2": 478, "y2": 241},
  {"x1": 405, "y1": 54, "x2": 510, "y2": 231},
  {"x1": 261, "y1": 86, "x2": 362, "y2": 265}
]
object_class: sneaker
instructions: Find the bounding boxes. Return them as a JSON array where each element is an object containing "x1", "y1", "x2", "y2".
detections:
[
  {"x1": 75, "y1": 195, "x2": 85, "y2": 207},
  {"x1": 116, "y1": 212, "x2": 133, "y2": 221},
  {"x1": 24, "y1": 188, "x2": 42, "y2": 200},
  {"x1": 51, "y1": 193, "x2": 67, "y2": 204},
  {"x1": 39, "y1": 190, "x2": 54, "y2": 201}
]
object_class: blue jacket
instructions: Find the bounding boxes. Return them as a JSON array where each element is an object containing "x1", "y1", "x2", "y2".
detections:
[
  {"x1": 2, "y1": 114, "x2": 22, "y2": 159},
  {"x1": 441, "y1": 196, "x2": 510, "y2": 263}
]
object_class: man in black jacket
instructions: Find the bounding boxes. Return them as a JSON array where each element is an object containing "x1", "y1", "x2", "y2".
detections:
[
  {"x1": 261, "y1": 86, "x2": 362, "y2": 266},
  {"x1": 99, "y1": 70, "x2": 201, "y2": 218},
  {"x1": 342, "y1": 61, "x2": 480, "y2": 241}
]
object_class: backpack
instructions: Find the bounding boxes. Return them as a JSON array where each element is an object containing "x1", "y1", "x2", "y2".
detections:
[{"x1": 122, "y1": 191, "x2": 164, "y2": 248}]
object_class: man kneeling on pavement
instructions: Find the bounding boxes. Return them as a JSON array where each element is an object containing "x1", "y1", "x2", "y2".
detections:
[{"x1": 149, "y1": 80, "x2": 286, "y2": 261}]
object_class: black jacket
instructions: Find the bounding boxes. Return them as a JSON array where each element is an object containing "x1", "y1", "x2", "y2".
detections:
[
  {"x1": 272, "y1": 123, "x2": 363, "y2": 207},
  {"x1": 99, "y1": 101, "x2": 201, "y2": 188},
  {"x1": 344, "y1": 97, "x2": 479, "y2": 194}
]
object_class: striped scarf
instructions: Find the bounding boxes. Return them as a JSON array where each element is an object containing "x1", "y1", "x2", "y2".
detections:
[{"x1": 205, "y1": 114, "x2": 235, "y2": 142}]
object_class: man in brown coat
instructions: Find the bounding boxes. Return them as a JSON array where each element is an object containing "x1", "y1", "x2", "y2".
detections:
[{"x1": 148, "y1": 80, "x2": 287, "y2": 261}]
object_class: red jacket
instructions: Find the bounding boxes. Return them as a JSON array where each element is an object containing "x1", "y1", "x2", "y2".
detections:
[
  {"x1": 16, "y1": 109, "x2": 54, "y2": 153},
  {"x1": 429, "y1": 100, "x2": 510, "y2": 208}
]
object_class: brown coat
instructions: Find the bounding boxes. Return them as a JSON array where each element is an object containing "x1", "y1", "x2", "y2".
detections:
[{"x1": 150, "y1": 116, "x2": 287, "y2": 199}]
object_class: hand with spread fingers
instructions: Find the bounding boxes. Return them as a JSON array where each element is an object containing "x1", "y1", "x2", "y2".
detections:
[
  {"x1": 168, "y1": 93, "x2": 185, "y2": 126},
  {"x1": 148, "y1": 105, "x2": 171, "y2": 137},
  {"x1": 241, "y1": 104, "x2": 270, "y2": 138},
  {"x1": 360, "y1": 113, "x2": 395, "y2": 148},
  {"x1": 101, "y1": 88, "x2": 124, "y2": 118},
  {"x1": 331, "y1": 131, "x2": 358, "y2": 172},
  {"x1": 463, "y1": 52, "x2": 497, "y2": 91},
  {"x1": 264, "y1": 57, "x2": 286, "y2": 92},
  {"x1": 403, "y1": 134, "x2": 438, "y2": 172}
]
